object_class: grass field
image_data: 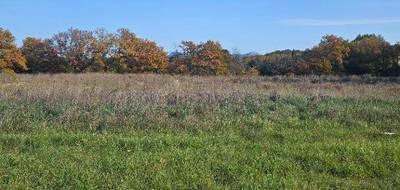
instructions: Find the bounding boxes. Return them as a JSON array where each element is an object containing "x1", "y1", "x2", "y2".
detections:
[{"x1": 1, "y1": 74, "x2": 400, "y2": 189}]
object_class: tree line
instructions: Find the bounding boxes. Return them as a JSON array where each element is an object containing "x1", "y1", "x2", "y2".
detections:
[{"x1": 1, "y1": 27, "x2": 399, "y2": 76}]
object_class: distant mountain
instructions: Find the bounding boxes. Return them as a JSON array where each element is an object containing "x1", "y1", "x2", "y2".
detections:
[
  {"x1": 168, "y1": 51, "x2": 183, "y2": 57},
  {"x1": 169, "y1": 51, "x2": 261, "y2": 57},
  {"x1": 242, "y1": 52, "x2": 260, "y2": 56}
]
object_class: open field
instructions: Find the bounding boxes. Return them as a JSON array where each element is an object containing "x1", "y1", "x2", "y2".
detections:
[{"x1": 1, "y1": 74, "x2": 400, "y2": 189}]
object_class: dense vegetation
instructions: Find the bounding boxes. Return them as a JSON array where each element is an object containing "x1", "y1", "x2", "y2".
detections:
[
  {"x1": 0, "y1": 74, "x2": 399, "y2": 189},
  {"x1": 1, "y1": 25, "x2": 399, "y2": 188},
  {"x1": 1, "y1": 27, "x2": 399, "y2": 76}
]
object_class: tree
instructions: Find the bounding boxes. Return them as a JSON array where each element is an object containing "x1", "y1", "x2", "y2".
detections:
[
  {"x1": 0, "y1": 28, "x2": 26, "y2": 74},
  {"x1": 196, "y1": 41, "x2": 228, "y2": 75},
  {"x1": 243, "y1": 55, "x2": 266, "y2": 69},
  {"x1": 169, "y1": 41, "x2": 197, "y2": 74},
  {"x1": 51, "y1": 28, "x2": 95, "y2": 72},
  {"x1": 170, "y1": 40, "x2": 228, "y2": 75},
  {"x1": 168, "y1": 51, "x2": 189, "y2": 74},
  {"x1": 385, "y1": 42, "x2": 400, "y2": 76},
  {"x1": 318, "y1": 35, "x2": 350, "y2": 73},
  {"x1": 306, "y1": 35, "x2": 350, "y2": 74},
  {"x1": 305, "y1": 48, "x2": 333, "y2": 74},
  {"x1": 88, "y1": 29, "x2": 115, "y2": 72},
  {"x1": 21, "y1": 37, "x2": 65, "y2": 73},
  {"x1": 259, "y1": 50, "x2": 308, "y2": 75},
  {"x1": 395, "y1": 43, "x2": 400, "y2": 67},
  {"x1": 110, "y1": 28, "x2": 168, "y2": 73},
  {"x1": 346, "y1": 34, "x2": 391, "y2": 75},
  {"x1": 225, "y1": 49, "x2": 249, "y2": 75}
]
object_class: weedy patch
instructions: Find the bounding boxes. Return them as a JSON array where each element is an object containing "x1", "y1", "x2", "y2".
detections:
[{"x1": 0, "y1": 74, "x2": 399, "y2": 189}]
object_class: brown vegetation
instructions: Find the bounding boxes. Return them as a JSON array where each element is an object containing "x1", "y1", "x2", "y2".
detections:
[
  {"x1": 1, "y1": 27, "x2": 399, "y2": 76},
  {"x1": 2, "y1": 74, "x2": 399, "y2": 107}
]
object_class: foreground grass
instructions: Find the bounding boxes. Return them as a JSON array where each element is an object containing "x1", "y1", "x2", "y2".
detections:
[{"x1": 1, "y1": 74, "x2": 399, "y2": 189}]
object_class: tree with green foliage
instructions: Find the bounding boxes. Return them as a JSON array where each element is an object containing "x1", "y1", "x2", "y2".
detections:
[{"x1": 0, "y1": 28, "x2": 27, "y2": 74}]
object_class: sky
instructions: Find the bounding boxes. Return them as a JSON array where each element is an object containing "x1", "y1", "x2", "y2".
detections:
[{"x1": 1, "y1": 0, "x2": 400, "y2": 54}]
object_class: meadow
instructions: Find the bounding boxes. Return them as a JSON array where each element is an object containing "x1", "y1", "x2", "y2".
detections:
[{"x1": 0, "y1": 74, "x2": 399, "y2": 189}]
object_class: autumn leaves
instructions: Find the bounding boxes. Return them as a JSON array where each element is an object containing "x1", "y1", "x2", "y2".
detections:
[{"x1": 1, "y1": 27, "x2": 400, "y2": 76}]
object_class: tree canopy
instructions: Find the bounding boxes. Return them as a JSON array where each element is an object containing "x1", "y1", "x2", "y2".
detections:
[
  {"x1": 0, "y1": 27, "x2": 399, "y2": 76},
  {"x1": 170, "y1": 41, "x2": 228, "y2": 75},
  {"x1": 0, "y1": 28, "x2": 26, "y2": 74}
]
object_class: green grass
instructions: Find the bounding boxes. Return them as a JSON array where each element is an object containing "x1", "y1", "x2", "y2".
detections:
[{"x1": 1, "y1": 95, "x2": 399, "y2": 189}]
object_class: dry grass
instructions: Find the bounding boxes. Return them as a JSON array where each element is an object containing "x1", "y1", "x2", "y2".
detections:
[
  {"x1": 1, "y1": 74, "x2": 399, "y2": 106},
  {"x1": 1, "y1": 74, "x2": 400, "y2": 189}
]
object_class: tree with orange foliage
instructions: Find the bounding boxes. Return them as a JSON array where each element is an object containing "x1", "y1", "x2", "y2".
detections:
[
  {"x1": 110, "y1": 29, "x2": 169, "y2": 73},
  {"x1": 0, "y1": 28, "x2": 27, "y2": 74},
  {"x1": 318, "y1": 35, "x2": 350, "y2": 73},
  {"x1": 170, "y1": 40, "x2": 228, "y2": 75},
  {"x1": 306, "y1": 35, "x2": 350, "y2": 74}
]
